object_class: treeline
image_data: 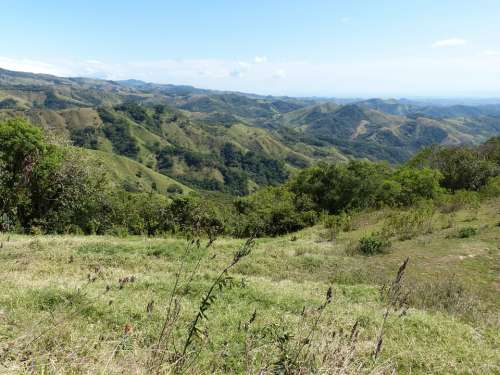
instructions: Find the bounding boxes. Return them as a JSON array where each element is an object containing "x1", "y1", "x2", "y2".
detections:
[
  {"x1": 235, "y1": 139, "x2": 499, "y2": 236},
  {"x1": 1, "y1": 119, "x2": 498, "y2": 237}
]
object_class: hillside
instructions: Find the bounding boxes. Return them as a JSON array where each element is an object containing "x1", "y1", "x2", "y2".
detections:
[
  {"x1": 283, "y1": 102, "x2": 500, "y2": 162},
  {"x1": 84, "y1": 149, "x2": 192, "y2": 195},
  {"x1": 1, "y1": 67, "x2": 500, "y2": 193},
  {"x1": 1, "y1": 198, "x2": 498, "y2": 373}
]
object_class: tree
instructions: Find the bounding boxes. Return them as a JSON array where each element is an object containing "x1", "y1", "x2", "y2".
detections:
[
  {"x1": 409, "y1": 145, "x2": 498, "y2": 191},
  {"x1": 391, "y1": 167, "x2": 443, "y2": 205},
  {"x1": 0, "y1": 118, "x2": 58, "y2": 228},
  {"x1": 0, "y1": 119, "x2": 110, "y2": 233},
  {"x1": 289, "y1": 160, "x2": 391, "y2": 213}
]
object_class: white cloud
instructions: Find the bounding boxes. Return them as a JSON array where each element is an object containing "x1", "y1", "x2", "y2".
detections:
[
  {"x1": 254, "y1": 56, "x2": 268, "y2": 64},
  {"x1": 272, "y1": 69, "x2": 286, "y2": 79},
  {"x1": 238, "y1": 61, "x2": 252, "y2": 69},
  {"x1": 483, "y1": 49, "x2": 500, "y2": 56},
  {"x1": 340, "y1": 17, "x2": 351, "y2": 24},
  {"x1": 1, "y1": 55, "x2": 500, "y2": 96},
  {"x1": 0, "y1": 57, "x2": 66, "y2": 76},
  {"x1": 432, "y1": 38, "x2": 467, "y2": 48}
]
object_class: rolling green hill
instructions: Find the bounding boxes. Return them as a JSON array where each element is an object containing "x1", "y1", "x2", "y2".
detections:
[
  {"x1": 1, "y1": 67, "x2": 499, "y2": 194},
  {"x1": 84, "y1": 149, "x2": 192, "y2": 195},
  {"x1": 283, "y1": 102, "x2": 500, "y2": 162}
]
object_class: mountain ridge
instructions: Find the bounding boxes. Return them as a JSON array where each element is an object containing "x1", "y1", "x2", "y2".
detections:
[{"x1": 1, "y1": 67, "x2": 499, "y2": 195}]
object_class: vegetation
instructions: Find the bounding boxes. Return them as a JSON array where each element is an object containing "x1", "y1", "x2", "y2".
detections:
[
  {"x1": 0, "y1": 70, "x2": 500, "y2": 373},
  {"x1": 0, "y1": 197, "x2": 498, "y2": 373},
  {"x1": 356, "y1": 234, "x2": 391, "y2": 255},
  {"x1": 1, "y1": 119, "x2": 498, "y2": 239}
]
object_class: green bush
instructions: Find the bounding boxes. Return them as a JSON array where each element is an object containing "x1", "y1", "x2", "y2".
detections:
[
  {"x1": 391, "y1": 167, "x2": 443, "y2": 205},
  {"x1": 480, "y1": 176, "x2": 500, "y2": 198},
  {"x1": 455, "y1": 226, "x2": 478, "y2": 238},
  {"x1": 233, "y1": 187, "x2": 317, "y2": 237},
  {"x1": 409, "y1": 145, "x2": 499, "y2": 191},
  {"x1": 166, "y1": 184, "x2": 183, "y2": 194},
  {"x1": 357, "y1": 234, "x2": 391, "y2": 255},
  {"x1": 437, "y1": 190, "x2": 480, "y2": 214},
  {"x1": 321, "y1": 211, "x2": 352, "y2": 241},
  {"x1": 381, "y1": 202, "x2": 436, "y2": 241},
  {"x1": 290, "y1": 160, "x2": 392, "y2": 213}
]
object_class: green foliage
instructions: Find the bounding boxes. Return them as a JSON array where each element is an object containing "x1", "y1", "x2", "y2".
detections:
[
  {"x1": 166, "y1": 184, "x2": 183, "y2": 194},
  {"x1": 233, "y1": 187, "x2": 317, "y2": 237},
  {"x1": 391, "y1": 167, "x2": 443, "y2": 205},
  {"x1": 409, "y1": 144, "x2": 499, "y2": 191},
  {"x1": 0, "y1": 118, "x2": 61, "y2": 229},
  {"x1": 321, "y1": 211, "x2": 352, "y2": 241},
  {"x1": 479, "y1": 176, "x2": 500, "y2": 198},
  {"x1": 2, "y1": 117, "x2": 497, "y2": 240},
  {"x1": 289, "y1": 159, "x2": 444, "y2": 214},
  {"x1": 478, "y1": 136, "x2": 500, "y2": 164},
  {"x1": 455, "y1": 226, "x2": 478, "y2": 238},
  {"x1": 157, "y1": 143, "x2": 289, "y2": 195},
  {"x1": 381, "y1": 202, "x2": 436, "y2": 241},
  {"x1": 356, "y1": 234, "x2": 391, "y2": 255},
  {"x1": 290, "y1": 160, "x2": 392, "y2": 213},
  {"x1": 71, "y1": 127, "x2": 101, "y2": 149},
  {"x1": 98, "y1": 108, "x2": 140, "y2": 158},
  {"x1": 437, "y1": 190, "x2": 480, "y2": 214}
]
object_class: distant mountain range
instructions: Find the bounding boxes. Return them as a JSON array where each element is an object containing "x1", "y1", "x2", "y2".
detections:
[{"x1": 1, "y1": 67, "x2": 499, "y2": 195}]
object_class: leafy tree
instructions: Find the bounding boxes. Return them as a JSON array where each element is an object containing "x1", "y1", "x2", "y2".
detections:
[
  {"x1": 0, "y1": 119, "x2": 110, "y2": 233},
  {"x1": 290, "y1": 160, "x2": 391, "y2": 213},
  {"x1": 0, "y1": 118, "x2": 60, "y2": 228},
  {"x1": 409, "y1": 145, "x2": 498, "y2": 191},
  {"x1": 234, "y1": 187, "x2": 317, "y2": 237},
  {"x1": 391, "y1": 167, "x2": 443, "y2": 205}
]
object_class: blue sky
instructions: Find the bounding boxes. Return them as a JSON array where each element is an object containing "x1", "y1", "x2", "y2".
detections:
[{"x1": 1, "y1": 0, "x2": 500, "y2": 97}]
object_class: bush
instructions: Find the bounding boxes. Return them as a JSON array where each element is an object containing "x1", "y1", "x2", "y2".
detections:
[
  {"x1": 480, "y1": 176, "x2": 500, "y2": 198},
  {"x1": 409, "y1": 145, "x2": 499, "y2": 191},
  {"x1": 321, "y1": 211, "x2": 352, "y2": 241},
  {"x1": 381, "y1": 202, "x2": 435, "y2": 241},
  {"x1": 290, "y1": 160, "x2": 392, "y2": 213},
  {"x1": 455, "y1": 226, "x2": 478, "y2": 238},
  {"x1": 233, "y1": 187, "x2": 317, "y2": 237},
  {"x1": 357, "y1": 234, "x2": 391, "y2": 255},
  {"x1": 391, "y1": 167, "x2": 443, "y2": 205},
  {"x1": 437, "y1": 190, "x2": 480, "y2": 214},
  {"x1": 166, "y1": 184, "x2": 183, "y2": 194}
]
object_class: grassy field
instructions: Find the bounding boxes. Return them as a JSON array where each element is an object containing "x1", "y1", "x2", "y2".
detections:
[{"x1": 0, "y1": 199, "x2": 499, "y2": 374}]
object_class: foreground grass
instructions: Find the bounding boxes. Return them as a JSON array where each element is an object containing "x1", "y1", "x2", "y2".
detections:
[{"x1": 0, "y1": 200, "x2": 499, "y2": 374}]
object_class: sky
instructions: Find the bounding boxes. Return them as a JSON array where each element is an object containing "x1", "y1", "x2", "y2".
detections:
[{"x1": 1, "y1": 0, "x2": 500, "y2": 97}]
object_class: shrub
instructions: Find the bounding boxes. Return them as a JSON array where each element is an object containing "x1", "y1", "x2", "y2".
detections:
[
  {"x1": 233, "y1": 187, "x2": 317, "y2": 237},
  {"x1": 381, "y1": 202, "x2": 436, "y2": 241},
  {"x1": 357, "y1": 234, "x2": 391, "y2": 255},
  {"x1": 480, "y1": 176, "x2": 500, "y2": 198},
  {"x1": 437, "y1": 190, "x2": 480, "y2": 214},
  {"x1": 166, "y1": 184, "x2": 183, "y2": 194},
  {"x1": 390, "y1": 167, "x2": 443, "y2": 205},
  {"x1": 409, "y1": 145, "x2": 499, "y2": 191},
  {"x1": 455, "y1": 226, "x2": 478, "y2": 238},
  {"x1": 321, "y1": 211, "x2": 352, "y2": 241},
  {"x1": 289, "y1": 160, "x2": 392, "y2": 213}
]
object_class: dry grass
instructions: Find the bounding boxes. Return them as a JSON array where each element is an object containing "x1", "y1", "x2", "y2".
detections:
[{"x1": 0, "y1": 198, "x2": 499, "y2": 373}]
